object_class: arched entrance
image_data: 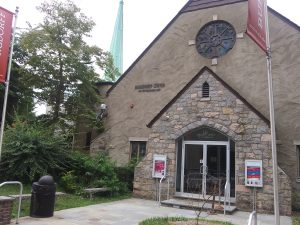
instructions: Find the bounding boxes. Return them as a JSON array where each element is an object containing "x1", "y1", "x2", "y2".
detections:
[{"x1": 176, "y1": 126, "x2": 235, "y2": 199}]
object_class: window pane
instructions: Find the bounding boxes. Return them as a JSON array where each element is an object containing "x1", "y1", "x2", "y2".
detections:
[
  {"x1": 131, "y1": 142, "x2": 139, "y2": 159},
  {"x1": 139, "y1": 142, "x2": 147, "y2": 157}
]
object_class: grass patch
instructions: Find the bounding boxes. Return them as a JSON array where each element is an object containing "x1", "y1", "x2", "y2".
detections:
[
  {"x1": 4, "y1": 192, "x2": 131, "y2": 218},
  {"x1": 139, "y1": 217, "x2": 234, "y2": 225},
  {"x1": 292, "y1": 215, "x2": 300, "y2": 225},
  {"x1": 13, "y1": 193, "x2": 131, "y2": 217},
  {"x1": 0, "y1": 184, "x2": 32, "y2": 195},
  {"x1": 1, "y1": 183, "x2": 131, "y2": 218},
  {"x1": 139, "y1": 217, "x2": 188, "y2": 225}
]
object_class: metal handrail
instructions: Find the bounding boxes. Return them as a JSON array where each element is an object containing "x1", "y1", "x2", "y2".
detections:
[
  {"x1": 0, "y1": 181, "x2": 23, "y2": 224},
  {"x1": 158, "y1": 175, "x2": 169, "y2": 205},
  {"x1": 223, "y1": 180, "x2": 230, "y2": 215},
  {"x1": 247, "y1": 211, "x2": 257, "y2": 225}
]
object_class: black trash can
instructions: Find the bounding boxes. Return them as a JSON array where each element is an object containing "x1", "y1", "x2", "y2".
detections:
[{"x1": 30, "y1": 175, "x2": 56, "y2": 218}]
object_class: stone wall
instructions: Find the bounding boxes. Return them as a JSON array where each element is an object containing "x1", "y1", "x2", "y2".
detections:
[
  {"x1": 133, "y1": 69, "x2": 291, "y2": 215},
  {"x1": 0, "y1": 196, "x2": 14, "y2": 225}
]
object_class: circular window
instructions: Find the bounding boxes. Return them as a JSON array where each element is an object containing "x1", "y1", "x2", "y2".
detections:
[{"x1": 196, "y1": 20, "x2": 236, "y2": 59}]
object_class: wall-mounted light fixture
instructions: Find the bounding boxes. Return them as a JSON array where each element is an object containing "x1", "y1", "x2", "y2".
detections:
[{"x1": 97, "y1": 103, "x2": 108, "y2": 120}]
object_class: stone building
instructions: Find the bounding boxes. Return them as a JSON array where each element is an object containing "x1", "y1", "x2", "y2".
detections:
[{"x1": 91, "y1": 0, "x2": 299, "y2": 215}]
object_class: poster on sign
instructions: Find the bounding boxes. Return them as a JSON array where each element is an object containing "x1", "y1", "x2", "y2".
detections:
[
  {"x1": 245, "y1": 160, "x2": 263, "y2": 187},
  {"x1": 152, "y1": 154, "x2": 167, "y2": 178}
]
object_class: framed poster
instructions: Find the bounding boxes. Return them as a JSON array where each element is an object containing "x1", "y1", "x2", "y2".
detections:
[
  {"x1": 152, "y1": 154, "x2": 167, "y2": 178},
  {"x1": 245, "y1": 160, "x2": 263, "y2": 187}
]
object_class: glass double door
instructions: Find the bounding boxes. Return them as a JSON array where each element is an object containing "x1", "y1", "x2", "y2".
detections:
[{"x1": 181, "y1": 141, "x2": 230, "y2": 197}]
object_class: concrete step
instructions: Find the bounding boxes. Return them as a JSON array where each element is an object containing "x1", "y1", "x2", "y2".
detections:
[
  {"x1": 161, "y1": 198, "x2": 237, "y2": 214},
  {"x1": 174, "y1": 193, "x2": 236, "y2": 204}
]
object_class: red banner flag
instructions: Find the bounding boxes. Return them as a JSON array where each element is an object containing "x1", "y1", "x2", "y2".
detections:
[
  {"x1": 0, "y1": 7, "x2": 13, "y2": 83},
  {"x1": 246, "y1": 0, "x2": 267, "y2": 53}
]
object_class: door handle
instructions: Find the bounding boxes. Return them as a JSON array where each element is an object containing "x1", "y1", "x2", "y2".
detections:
[{"x1": 200, "y1": 165, "x2": 203, "y2": 174}]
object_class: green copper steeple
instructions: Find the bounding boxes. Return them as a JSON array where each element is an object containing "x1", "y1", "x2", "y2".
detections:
[{"x1": 105, "y1": 0, "x2": 123, "y2": 81}]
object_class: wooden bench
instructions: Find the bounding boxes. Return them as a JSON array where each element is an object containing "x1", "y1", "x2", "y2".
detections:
[{"x1": 83, "y1": 187, "x2": 109, "y2": 200}]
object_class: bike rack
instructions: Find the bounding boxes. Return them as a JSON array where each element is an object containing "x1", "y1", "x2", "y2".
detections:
[
  {"x1": 223, "y1": 180, "x2": 230, "y2": 215},
  {"x1": 247, "y1": 211, "x2": 257, "y2": 225},
  {"x1": 158, "y1": 175, "x2": 169, "y2": 205},
  {"x1": 0, "y1": 181, "x2": 23, "y2": 224}
]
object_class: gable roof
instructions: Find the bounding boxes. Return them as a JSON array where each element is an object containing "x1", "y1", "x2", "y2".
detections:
[
  {"x1": 180, "y1": 0, "x2": 246, "y2": 13},
  {"x1": 146, "y1": 66, "x2": 270, "y2": 128},
  {"x1": 106, "y1": 1, "x2": 299, "y2": 96}
]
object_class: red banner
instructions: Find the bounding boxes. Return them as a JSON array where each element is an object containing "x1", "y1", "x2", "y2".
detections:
[
  {"x1": 0, "y1": 7, "x2": 13, "y2": 83},
  {"x1": 246, "y1": 0, "x2": 267, "y2": 53}
]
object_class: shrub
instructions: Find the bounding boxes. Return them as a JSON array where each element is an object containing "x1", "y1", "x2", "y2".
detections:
[
  {"x1": 0, "y1": 119, "x2": 71, "y2": 183},
  {"x1": 60, "y1": 171, "x2": 80, "y2": 194},
  {"x1": 292, "y1": 191, "x2": 300, "y2": 211},
  {"x1": 61, "y1": 152, "x2": 129, "y2": 195},
  {"x1": 115, "y1": 159, "x2": 138, "y2": 191}
]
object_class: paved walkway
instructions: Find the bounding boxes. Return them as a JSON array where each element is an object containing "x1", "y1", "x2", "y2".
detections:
[{"x1": 14, "y1": 198, "x2": 291, "y2": 225}]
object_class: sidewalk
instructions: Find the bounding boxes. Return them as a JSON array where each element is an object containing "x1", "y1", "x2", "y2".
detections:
[{"x1": 14, "y1": 198, "x2": 292, "y2": 225}]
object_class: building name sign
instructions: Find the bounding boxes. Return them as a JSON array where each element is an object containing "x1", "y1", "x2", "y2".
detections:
[{"x1": 135, "y1": 83, "x2": 165, "y2": 93}]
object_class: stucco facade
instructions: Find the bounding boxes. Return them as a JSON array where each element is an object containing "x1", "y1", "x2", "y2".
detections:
[{"x1": 90, "y1": 0, "x2": 299, "y2": 214}]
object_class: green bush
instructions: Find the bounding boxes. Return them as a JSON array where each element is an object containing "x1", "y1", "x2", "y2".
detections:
[
  {"x1": 115, "y1": 159, "x2": 138, "y2": 191},
  {"x1": 0, "y1": 119, "x2": 71, "y2": 183},
  {"x1": 292, "y1": 191, "x2": 300, "y2": 211},
  {"x1": 61, "y1": 152, "x2": 129, "y2": 195},
  {"x1": 60, "y1": 171, "x2": 80, "y2": 194}
]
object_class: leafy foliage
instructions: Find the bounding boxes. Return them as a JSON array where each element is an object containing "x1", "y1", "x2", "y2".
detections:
[
  {"x1": 103, "y1": 53, "x2": 121, "y2": 82},
  {"x1": 0, "y1": 118, "x2": 71, "y2": 183},
  {"x1": 115, "y1": 158, "x2": 138, "y2": 191},
  {"x1": 17, "y1": 0, "x2": 113, "y2": 131},
  {"x1": 138, "y1": 217, "x2": 234, "y2": 225},
  {"x1": 60, "y1": 152, "x2": 129, "y2": 194},
  {"x1": 0, "y1": 38, "x2": 35, "y2": 125},
  {"x1": 292, "y1": 191, "x2": 300, "y2": 211}
]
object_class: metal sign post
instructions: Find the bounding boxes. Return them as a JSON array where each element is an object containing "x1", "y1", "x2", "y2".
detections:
[{"x1": 265, "y1": 1, "x2": 280, "y2": 224}]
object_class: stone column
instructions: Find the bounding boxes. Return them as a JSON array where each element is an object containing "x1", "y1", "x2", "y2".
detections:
[{"x1": 0, "y1": 196, "x2": 15, "y2": 225}]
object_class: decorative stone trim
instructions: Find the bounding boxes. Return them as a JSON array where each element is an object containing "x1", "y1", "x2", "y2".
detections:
[{"x1": 133, "y1": 69, "x2": 292, "y2": 215}]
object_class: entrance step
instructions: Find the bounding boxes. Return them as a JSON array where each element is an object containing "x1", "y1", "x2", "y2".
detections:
[
  {"x1": 161, "y1": 198, "x2": 237, "y2": 214},
  {"x1": 174, "y1": 193, "x2": 236, "y2": 204}
]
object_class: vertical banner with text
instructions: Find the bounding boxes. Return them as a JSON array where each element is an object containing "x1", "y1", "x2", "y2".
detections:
[
  {"x1": 0, "y1": 7, "x2": 13, "y2": 83},
  {"x1": 246, "y1": 0, "x2": 267, "y2": 53}
]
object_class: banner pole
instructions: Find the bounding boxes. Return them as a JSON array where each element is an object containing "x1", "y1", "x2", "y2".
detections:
[
  {"x1": 0, "y1": 7, "x2": 19, "y2": 162},
  {"x1": 264, "y1": 1, "x2": 280, "y2": 224}
]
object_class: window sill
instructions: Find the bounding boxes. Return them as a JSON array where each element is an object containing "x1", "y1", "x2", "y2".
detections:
[{"x1": 200, "y1": 97, "x2": 211, "y2": 101}]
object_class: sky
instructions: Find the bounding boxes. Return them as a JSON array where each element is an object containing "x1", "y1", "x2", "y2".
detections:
[
  {"x1": 0, "y1": 0, "x2": 299, "y2": 114},
  {"x1": 0, "y1": 0, "x2": 299, "y2": 73}
]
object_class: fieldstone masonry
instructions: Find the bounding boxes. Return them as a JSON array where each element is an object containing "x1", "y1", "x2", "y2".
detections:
[
  {"x1": 133, "y1": 69, "x2": 291, "y2": 215},
  {"x1": 0, "y1": 196, "x2": 14, "y2": 225}
]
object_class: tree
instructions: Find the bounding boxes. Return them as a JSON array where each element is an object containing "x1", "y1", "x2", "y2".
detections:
[
  {"x1": 0, "y1": 37, "x2": 35, "y2": 126},
  {"x1": 18, "y1": 0, "x2": 111, "y2": 131},
  {"x1": 103, "y1": 53, "x2": 120, "y2": 82}
]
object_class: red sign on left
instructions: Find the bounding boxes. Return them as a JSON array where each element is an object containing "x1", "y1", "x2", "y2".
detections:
[{"x1": 0, "y1": 7, "x2": 13, "y2": 83}]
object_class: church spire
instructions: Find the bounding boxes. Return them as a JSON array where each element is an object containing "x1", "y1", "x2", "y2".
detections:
[{"x1": 108, "y1": 0, "x2": 123, "y2": 80}]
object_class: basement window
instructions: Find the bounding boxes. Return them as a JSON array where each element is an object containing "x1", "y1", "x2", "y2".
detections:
[
  {"x1": 202, "y1": 82, "x2": 210, "y2": 98},
  {"x1": 130, "y1": 141, "x2": 147, "y2": 162}
]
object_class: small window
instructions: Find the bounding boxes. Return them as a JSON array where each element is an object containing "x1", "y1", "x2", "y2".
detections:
[
  {"x1": 130, "y1": 141, "x2": 147, "y2": 161},
  {"x1": 85, "y1": 131, "x2": 92, "y2": 150},
  {"x1": 202, "y1": 82, "x2": 209, "y2": 98}
]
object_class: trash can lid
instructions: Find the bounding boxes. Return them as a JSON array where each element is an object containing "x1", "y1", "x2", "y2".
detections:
[{"x1": 38, "y1": 175, "x2": 55, "y2": 185}]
